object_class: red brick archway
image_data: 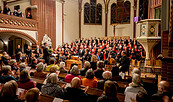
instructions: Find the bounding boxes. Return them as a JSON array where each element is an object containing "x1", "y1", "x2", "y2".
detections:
[{"x1": 0, "y1": 30, "x2": 37, "y2": 44}]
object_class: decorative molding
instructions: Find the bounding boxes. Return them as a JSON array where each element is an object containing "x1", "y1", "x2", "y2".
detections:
[
  {"x1": 0, "y1": 29, "x2": 37, "y2": 44},
  {"x1": 0, "y1": 14, "x2": 38, "y2": 31}
]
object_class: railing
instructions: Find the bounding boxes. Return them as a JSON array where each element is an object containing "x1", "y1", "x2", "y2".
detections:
[{"x1": 0, "y1": 13, "x2": 38, "y2": 31}]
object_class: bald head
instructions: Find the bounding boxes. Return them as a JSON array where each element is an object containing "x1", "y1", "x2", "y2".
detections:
[
  {"x1": 158, "y1": 81, "x2": 170, "y2": 92},
  {"x1": 71, "y1": 77, "x2": 81, "y2": 88}
]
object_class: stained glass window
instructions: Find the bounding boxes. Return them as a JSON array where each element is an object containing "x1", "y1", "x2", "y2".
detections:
[
  {"x1": 96, "y1": 3, "x2": 102, "y2": 24},
  {"x1": 84, "y1": 3, "x2": 90, "y2": 23},
  {"x1": 84, "y1": 0, "x2": 102, "y2": 24},
  {"x1": 111, "y1": 3, "x2": 117, "y2": 24},
  {"x1": 111, "y1": 1, "x2": 131, "y2": 24}
]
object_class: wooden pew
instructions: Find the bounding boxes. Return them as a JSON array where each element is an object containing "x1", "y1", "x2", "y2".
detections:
[
  {"x1": 39, "y1": 94, "x2": 54, "y2": 102},
  {"x1": 39, "y1": 94, "x2": 69, "y2": 102}
]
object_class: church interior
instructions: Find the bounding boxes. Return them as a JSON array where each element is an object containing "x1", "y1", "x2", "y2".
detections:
[{"x1": 0, "y1": 0, "x2": 173, "y2": 102}]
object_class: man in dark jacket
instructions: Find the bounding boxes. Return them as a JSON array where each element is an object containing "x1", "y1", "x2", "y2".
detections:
[
  {"x1": 119, "y1": 51, "x2": 130, "y2": 79},
  {"x1": 43, "y1": 43, "x2": 50, "y2": 64},
  {"x1": 3, "y1": 4, "x2": 10, "y2": 14}
]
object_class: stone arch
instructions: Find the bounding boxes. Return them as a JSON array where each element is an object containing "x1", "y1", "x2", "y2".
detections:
[{"x1": 0, "y1": 30, "x2": 37, "y2": 45}]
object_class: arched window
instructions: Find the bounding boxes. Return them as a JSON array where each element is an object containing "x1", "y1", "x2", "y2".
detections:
[
  {"x1": 84, "y1": 1, "x2": 102, "y2": 24},
  {"x1": 90, "y1": 0, "x2": 96, "y2": 23},
  {"x1": 117, "y1": 1, "x2": 124, "y2": 23},
  {"x1": 96, "y1": 3, "x2": 102, "y2": 24},
  {"x1": 111, "y1": 1, "x2": 131, "y2": 24},
  {"x1": 84, "y1": 3, "x2": 90, "y2": 23},
  {"x1": 123, "y1": 1, "x2": 130, "y2": 22},
  {"x1": 111, "y1": 3, "x2": 117, "y2": 24}
]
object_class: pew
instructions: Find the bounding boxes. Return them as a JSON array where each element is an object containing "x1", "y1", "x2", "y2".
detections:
[{"x1": 39, "y1": 94, "x2": 69, "y2": 102}]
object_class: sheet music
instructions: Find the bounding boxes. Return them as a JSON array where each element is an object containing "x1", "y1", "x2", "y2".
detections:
[
  {"x1": 53, "y1": 98, "x2": 63, "y2": 102},
  {"x1": 16, "y1": 88, "x2": 25, "y2": 95}
]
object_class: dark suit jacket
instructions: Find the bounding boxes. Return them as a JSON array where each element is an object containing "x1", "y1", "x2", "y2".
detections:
[
  {"x1": 120, "y1": 56, "x2": 130, "y2": 72},
  {"x1": 43, "y1": 47, "x2": 50, "y2": 63}
]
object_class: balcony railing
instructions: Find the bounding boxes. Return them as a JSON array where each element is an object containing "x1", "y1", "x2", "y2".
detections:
[{"x1": 0, "y1": 13, "x2": 38, "y2": 31}]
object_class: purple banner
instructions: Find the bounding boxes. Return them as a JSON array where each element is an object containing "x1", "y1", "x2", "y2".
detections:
[{"x1": 134, "y1": 16, "x2": 139, "y2": 22}]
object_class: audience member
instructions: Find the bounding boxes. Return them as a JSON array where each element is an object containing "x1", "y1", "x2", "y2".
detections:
[
  {"x1": 19, "y1": 63, "x2": 26, "y2": 72},
  {"x1": 17, "y1": 9, "x2": 22, "y2": 17},
  {"x1": 46, "y1": 57, "x2": 59, "y2": 71},
  {"x1": 25, "y1": 88, "x2": 40, "y2": 102},
  {"x1": 41, "y1": 73, "x2": 64, "y2": 98},
  {"x1": 58, "y1": 62, "x2": 67, "y2": 73},
  {"x1": 82, "y1": 69, "x2": 98, "y2": 88},
  {"x1": 64, "y1": 77, "x2": 91, "y2": 102},
  {"x1": 124, "y1": 74, "x2": 147, "y2": 102},
  {"x1": 94, "y1": 61, "x2": 104, "y2": 79},
  {"x1": 80, "y1": 61, "x2": 91, "y2": 76},
  {"x1": 64, "y1": 65, "x2": 81, "y2": 83},
  {"x1": 97, "y1": 80, "x2": 120, "y2": 102},
  {"x1": 0, "y1": 80, "x2": 22, "y2": 102},
  {"x1": 18, "y1": 70, "x2": 36, "y2": 90},
  {"x1": 0, "y1": 65, "x2": 17, "y2": 83},
  {"x1": 151, "y1": 81, "x2": 172, "y2": 101},
  {"x1": 97, "y1": 71, "x2": 119, "y2": 90},
  {"x1": 26, "y1": 12, "x2": 32, "y2": 19},
  {"x1": 34, "y1": 62, "x2": 47, "y2": 78},
  {"x1": 3, "y1": 4, "x2": 10, "y2": 14},
  {"x1": 31, "y1": 58, "x2": 37, "y2": 69}
]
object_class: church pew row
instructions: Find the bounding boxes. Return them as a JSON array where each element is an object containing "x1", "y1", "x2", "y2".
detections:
[
  {"x1": 31, "y1": 77, "x2": 125, "y2": 102},
  {"x1": 39, "y1": 94, "x2": 69, "y2": 102}
]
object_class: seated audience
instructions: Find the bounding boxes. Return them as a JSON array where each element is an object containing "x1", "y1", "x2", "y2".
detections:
[
  {"x1": 17, "y1": 9, "x2": 22, "y2": 17},
  {"x1": 1, "y1": 52, "x2": 10, "y2": 65},
  {"x1": 64, "y1": 77, "x2": 91, "y2": 102},
  {"x1": 82, "y1": 69, "x2": 98, "y2": 88},
  {"x1": 97, "y1": 80, "x2": 120, "y2": 102},
  {"x1": 94, "y1": 61, "x2": 104, "y2": 79},
  {"x1": 26, "y1": 12, "x2": 32, "y2": 19},
  {"x1": 18, "y1": 70, "x2": 36, "y2": 90},
  {"x1": 34, "y1": 62, "x2": 47, "y2": 78},
  {"x1": 151, "y1": 81, "x2": 172, "y2": 101},
  {"x1": 0, "y1": 80, "x2": 22, "y2": 102},
  {"x1": 97, "y1": 71, "x2": 119, "y2": 90},
  {"x1": 124, "y1": 74, "x2": 147, "y2": 102},
  {"x1": 80, "y1": 61, "x2": 91, "y2": 76},
  {"x1": 9, "y1": 59, "x2": 18, "y2": 71},
  {"x1": 25, "y1": 88, "x2": 40, "y2": 102},
  {"x1": 64, "y1": 65, "x2": 81, "y2": 83},
  {"x1": 19, "y1": 63, "x2": 26, "y2": 72},
  {"x1": 13, "y1": 10, "x2": 17, "y2": 16},
  {"x1": 46, "y1": 58, "x2": 59, "y2": 71},
  {"x1": 58, "y1": 62, "x2": 67, "y2": 73},
  {"x1": 0, "y1": 65, "x2": 17, "y2": 83},
  {"x1": 41, "y1": 73, "x2": 64, "y2": 98},
  {"x1": 31, "y1": 58, "x2": 37, "y2": 69},
  {"x1": 3, "y1": 4, "x2": 10, "y2": 14}
]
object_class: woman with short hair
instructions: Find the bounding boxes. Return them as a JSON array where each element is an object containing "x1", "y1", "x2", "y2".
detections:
[
  {"x1": 18, "y1": 70, "x2": 36, "y2": 90},
  {"x1": 34, "y1": 62, "x2": 47, "y2": 78},
  {"x1": 0, "y1": 65, "x2": 17, "y2": 83},
  {"x1": 64, "y1": 65, "x2": 81, "y2": 83},
  {"x1": 82, "y1": 69, "x2": 98, "y2": 88},
  {"x1": 41, "y1": 73, "x2": 64, "y2": 98}
]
